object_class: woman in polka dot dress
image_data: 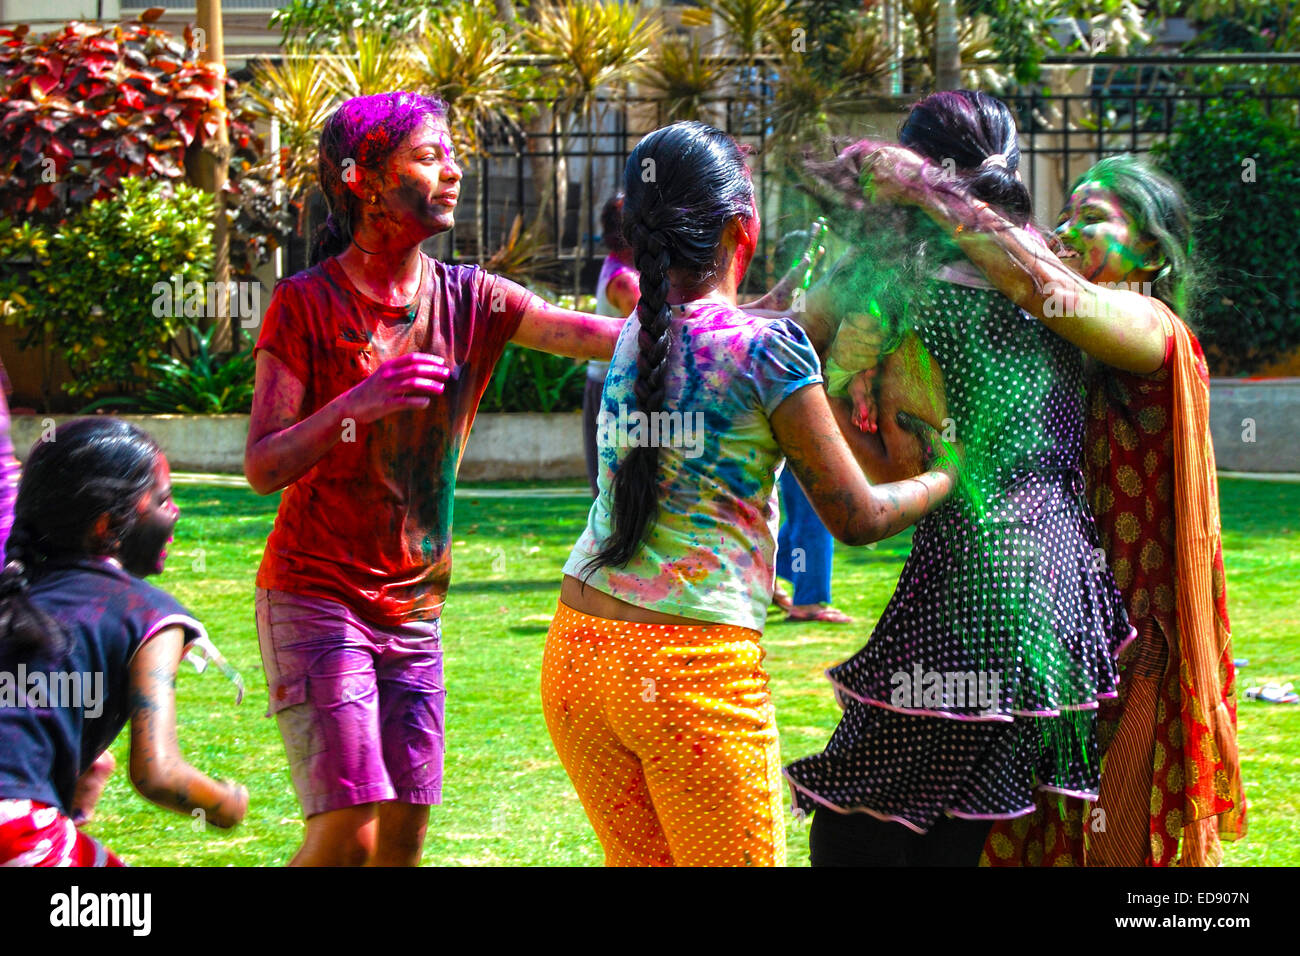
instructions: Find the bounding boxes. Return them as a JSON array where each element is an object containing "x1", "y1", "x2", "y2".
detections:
[
  {"x1": 865, "y1": 150, "x2": 1244, "y2": 866},
  {"x1": 541, "y1": 122, "x2": 962, "y2": 867},
  {"x1": 783, "y1": 91, "x2": 1133, "y2": 866}
]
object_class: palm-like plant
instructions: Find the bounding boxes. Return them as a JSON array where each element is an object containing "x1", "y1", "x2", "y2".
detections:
[
  {"x1": 324, "y1": 27, "x2": 421, "y2": 99},
  {"x1": 526, "y1": 0, "x2": 660, "y2": 109},
  {"x1": 414, "y1": 0, "x2": 519, "y2": 158},
  {"x1": 245, "y1": 49, "x2": 340, "y2": 203},
  {"x1": 636, "y1": 34, "x2": 725, "y2": 124},
  {"x1": 771, "y1": 15, "x2": 890, "y2": 152},
  {"x1": 482, "y1": 213, "x2": 561, "y2": 287},
  {"x1": 710, "y1": 0, "x2": 789, "y2": 60},
  {"x1": 525, "y1": 0, "x2": 661, "y2": 297}
]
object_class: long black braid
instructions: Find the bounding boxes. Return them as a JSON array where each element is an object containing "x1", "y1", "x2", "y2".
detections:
[{"x1": 582, "y1": 122, "x2": 755, "y2": 573}]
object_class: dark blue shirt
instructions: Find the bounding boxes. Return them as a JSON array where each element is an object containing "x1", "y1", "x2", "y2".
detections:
[{"x1": 0, "y1": 559, "x2": 203, "y2": 813}]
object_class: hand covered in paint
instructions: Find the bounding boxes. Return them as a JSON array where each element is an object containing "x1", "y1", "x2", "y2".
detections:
[
  {"x1": 344, "y1": 352, "x2": 452, "y2": 424},
  {"x1": 846, "y1": 368, "x2": 879, "y2": 433},
  {"x1": 826, "y1": 311, "x2": 885, "y2": 387},
  {"x1": 209, "y1": 781, "x2": 249, "y2": 830},
  {"x1": 70, "y1": 751, "x2": 116, "y2": 827},
  {"x1": 896, "y1": 410, "x2": 962, "y2": 475}
]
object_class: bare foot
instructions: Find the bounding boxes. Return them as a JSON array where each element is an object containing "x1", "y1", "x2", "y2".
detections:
[
  {"x1": 772, "y1": 586, "x2": 794, "y2": 612},
  {"x1": 786, "y1": 604, "x2": 854, "y2": 624}
]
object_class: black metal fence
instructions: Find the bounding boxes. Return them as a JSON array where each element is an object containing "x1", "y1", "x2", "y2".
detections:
[{"x1": 285, "y1": 54, "x2": 1300, "y2": 293}]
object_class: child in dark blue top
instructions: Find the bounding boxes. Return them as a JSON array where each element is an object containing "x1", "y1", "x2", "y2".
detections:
[{"x1": 0, "y1": 418, "x2": 247, "y2": 866}]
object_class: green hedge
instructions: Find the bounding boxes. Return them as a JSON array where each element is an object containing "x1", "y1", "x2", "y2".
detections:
[
  {"x1": 1154, "y1": 97, "x2": 1300, "y2": 375},
  {"x1": 0, "y1": 177, "x2": 213, "y2": 399}
]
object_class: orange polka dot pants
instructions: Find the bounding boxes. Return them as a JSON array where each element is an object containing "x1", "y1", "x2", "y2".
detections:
[{"x1": 541, "y1": 601, "x2": 785, "y2": 867}]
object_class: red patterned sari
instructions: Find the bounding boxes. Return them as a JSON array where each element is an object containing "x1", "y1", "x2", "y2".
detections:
[{"x1": 982, "y1": 304, "x2": 1245, "y2": 867}]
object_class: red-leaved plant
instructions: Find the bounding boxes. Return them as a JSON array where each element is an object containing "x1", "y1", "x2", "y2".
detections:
[{"x1": 0, "y1": 13, "x2": 290, "y2": 272}]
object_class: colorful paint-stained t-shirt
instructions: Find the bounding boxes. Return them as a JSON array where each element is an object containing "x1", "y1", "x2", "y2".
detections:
[
  {"x1": 563, "y1": 302, "x2": 822, "y2": 632},
  {"x1": 254, "y1": 254, "x2": 536, "y2": 625},
  {"x1": 0, "y1": 558, "x2": 205, "y2": 815}
]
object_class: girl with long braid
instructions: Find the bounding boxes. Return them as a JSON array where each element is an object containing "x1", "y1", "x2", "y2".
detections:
[
  {"x1": 861, "y1": 149, "x2": 1244, "y2": 866},
  {"x1": 540, "y1": 121, "x2": 961, "y2": 867},
  {"x1": 0, "y1": 419, "x2": 247, "y2": 866}
]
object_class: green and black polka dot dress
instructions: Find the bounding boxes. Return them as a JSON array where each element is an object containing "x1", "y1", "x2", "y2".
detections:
[{"x1": 784, "y1": 272, "x2": 1134, "y2": 833}]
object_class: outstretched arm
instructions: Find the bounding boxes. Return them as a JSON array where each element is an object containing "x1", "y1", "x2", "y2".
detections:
[
  {"x1": 128, "y1": 627, "x2": 247, "y2": 829},
  {"x1": 770, "y1": 383, "x2": 956, "y2": 546},
  {"x1": 511, "y1": 294, "x2": 625, "y2": 361},
  {"x1": 863, "y1": 145, "x2": 1167, "y2": 374},
  {"x1": 739, "y1": 219, "x2": 829, "y2": 313}
]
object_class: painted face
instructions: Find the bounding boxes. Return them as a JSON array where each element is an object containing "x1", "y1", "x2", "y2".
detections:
[
  {"x1": 118, "y1": 456, "x2": 179, "y2": 578},
  {"x1": 374, "y1": 115, "x2": 462, "y2": 241},
  {"x1": 1053, "y1": 182, "x2": 1155, "y2": 286}
]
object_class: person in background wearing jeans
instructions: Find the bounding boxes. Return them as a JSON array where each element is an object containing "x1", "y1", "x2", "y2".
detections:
[{"x1": 770, "y1": 231, "x2": 852, "y2": 625}]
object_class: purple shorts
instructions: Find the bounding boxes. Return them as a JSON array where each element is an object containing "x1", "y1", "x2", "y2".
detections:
[{"x1": 255, "y1": 588, "x2": 445, "y2": 817}]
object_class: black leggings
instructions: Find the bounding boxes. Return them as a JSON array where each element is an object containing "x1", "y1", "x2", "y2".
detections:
[{"x1": 809, "y1": 808, "x2": 992, "y2": 867}]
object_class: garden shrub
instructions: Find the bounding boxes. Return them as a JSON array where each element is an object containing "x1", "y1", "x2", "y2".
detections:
[
  {"x1": 0, "y1": 176, "x2": 213, "y2": 399},
  {"x1": 1154, "y1": 96, "x2": 1300, "y2": 375},
  {"x1": 0, "y1": 17, "x2": 289, "y2": 275}
]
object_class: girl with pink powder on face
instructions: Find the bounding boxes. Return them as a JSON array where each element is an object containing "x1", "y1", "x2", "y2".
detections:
[{"x1": 244, "y1": 95, "x2": 811, "y2": 867}]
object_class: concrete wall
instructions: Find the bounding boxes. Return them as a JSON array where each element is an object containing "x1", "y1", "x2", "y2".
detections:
[
  {"x1": 10, "y1": 412, "x2": 588, "y2": 480},
  {"x1": 1209, "y1": 379, "x2": 1300, "y2": 474},
  {"x1": 11, "y1": 385, "x2": 1298, "y2": 478},
  {"x1": 11, "y1": 414, "x2": 252, "y2": 473}
]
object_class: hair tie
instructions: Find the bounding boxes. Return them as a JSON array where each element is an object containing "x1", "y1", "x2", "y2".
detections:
[
  {"x1": 0, "y1": 560, "x2": 26, "y2": 596},
  {"x1": 981, "y1": 153, "x2": 1009, "y2": 170}
]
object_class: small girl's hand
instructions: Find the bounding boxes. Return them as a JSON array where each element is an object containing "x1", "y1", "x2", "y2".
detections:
[
  {"x1": 896, "y1": 410, "x2": 962, "y2": 475},
  {"x1": 846, "y1": 368, "x2": 879, "y2": 433},
  {"x1": 70, "y1": 751, "x2": 116, "y2": 827},
  {"x1": 208, "y1": 781, "x2": 249, "y2": 830},
  {"x1": 858, "y1": 144, "x2": 934, "y2": 205},
  {"x1": 345, "y1": 352, "x2": 452, "y2": 424}
]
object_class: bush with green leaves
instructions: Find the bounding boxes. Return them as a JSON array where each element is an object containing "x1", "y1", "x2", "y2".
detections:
[
  {"x1": 479, "y1": 343, "x2": 586, "y2": 414},
  {"x1": 0, "y1": 177, "x2": 213, "y2": 399},
  {"x1": 81, "y1": 324, "x2": 255, "y2": 414},
  {"x1": 1154, "y1": 97, "x2": 1300, "y2": 375}
]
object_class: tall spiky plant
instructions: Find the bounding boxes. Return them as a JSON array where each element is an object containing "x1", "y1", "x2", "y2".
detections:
[
  {"x1": 636, "y1": 34, "x2": 726, "y2": 124},
  {"x1": 710, "y1": 0, "x2": 789, "y2": 129},
  {"x1": 325, "y1": 27, "x2": 421, "y2": 99},
  {"x1": 414, "y1": 0, "x2": 519, "y2": 158},
  {"x1": 245, "y1": 49, "x2": 340, "y2": 205},
  {"x1": 525, "y1": 0, "x2": 660, "y2": 298}
]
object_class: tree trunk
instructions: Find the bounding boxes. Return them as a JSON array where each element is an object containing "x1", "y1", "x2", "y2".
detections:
[
  {"x1": 935, "y1": 0, "x2": 961, "y2": 91},
  {"x1": 193, "y1": 0, "x2": 233, "y2": 350}
]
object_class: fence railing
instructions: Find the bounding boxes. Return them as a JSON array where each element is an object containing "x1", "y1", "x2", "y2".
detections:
[{"x1": 281, "y1": 54, "x2": 1300, "y2": 294}]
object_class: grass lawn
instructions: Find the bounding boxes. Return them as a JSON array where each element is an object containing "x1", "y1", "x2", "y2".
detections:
[{"x1": 84, "y1": 477, "x2": 1298, "y2": 866}]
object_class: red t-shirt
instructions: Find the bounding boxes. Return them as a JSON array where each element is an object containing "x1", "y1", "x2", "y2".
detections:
[{"x1": 254, "y1": 253, "x2": 535, "y2": 624}]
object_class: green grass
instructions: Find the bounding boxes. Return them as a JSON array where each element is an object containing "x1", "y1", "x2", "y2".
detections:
[{"x1": 83, "y1": 478, "x2": 1299, "y2": 866}]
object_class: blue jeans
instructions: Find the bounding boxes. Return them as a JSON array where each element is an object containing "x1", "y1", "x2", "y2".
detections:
[{"x1": 775, "y1": 468, "x2": 834, "y2": 606}]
